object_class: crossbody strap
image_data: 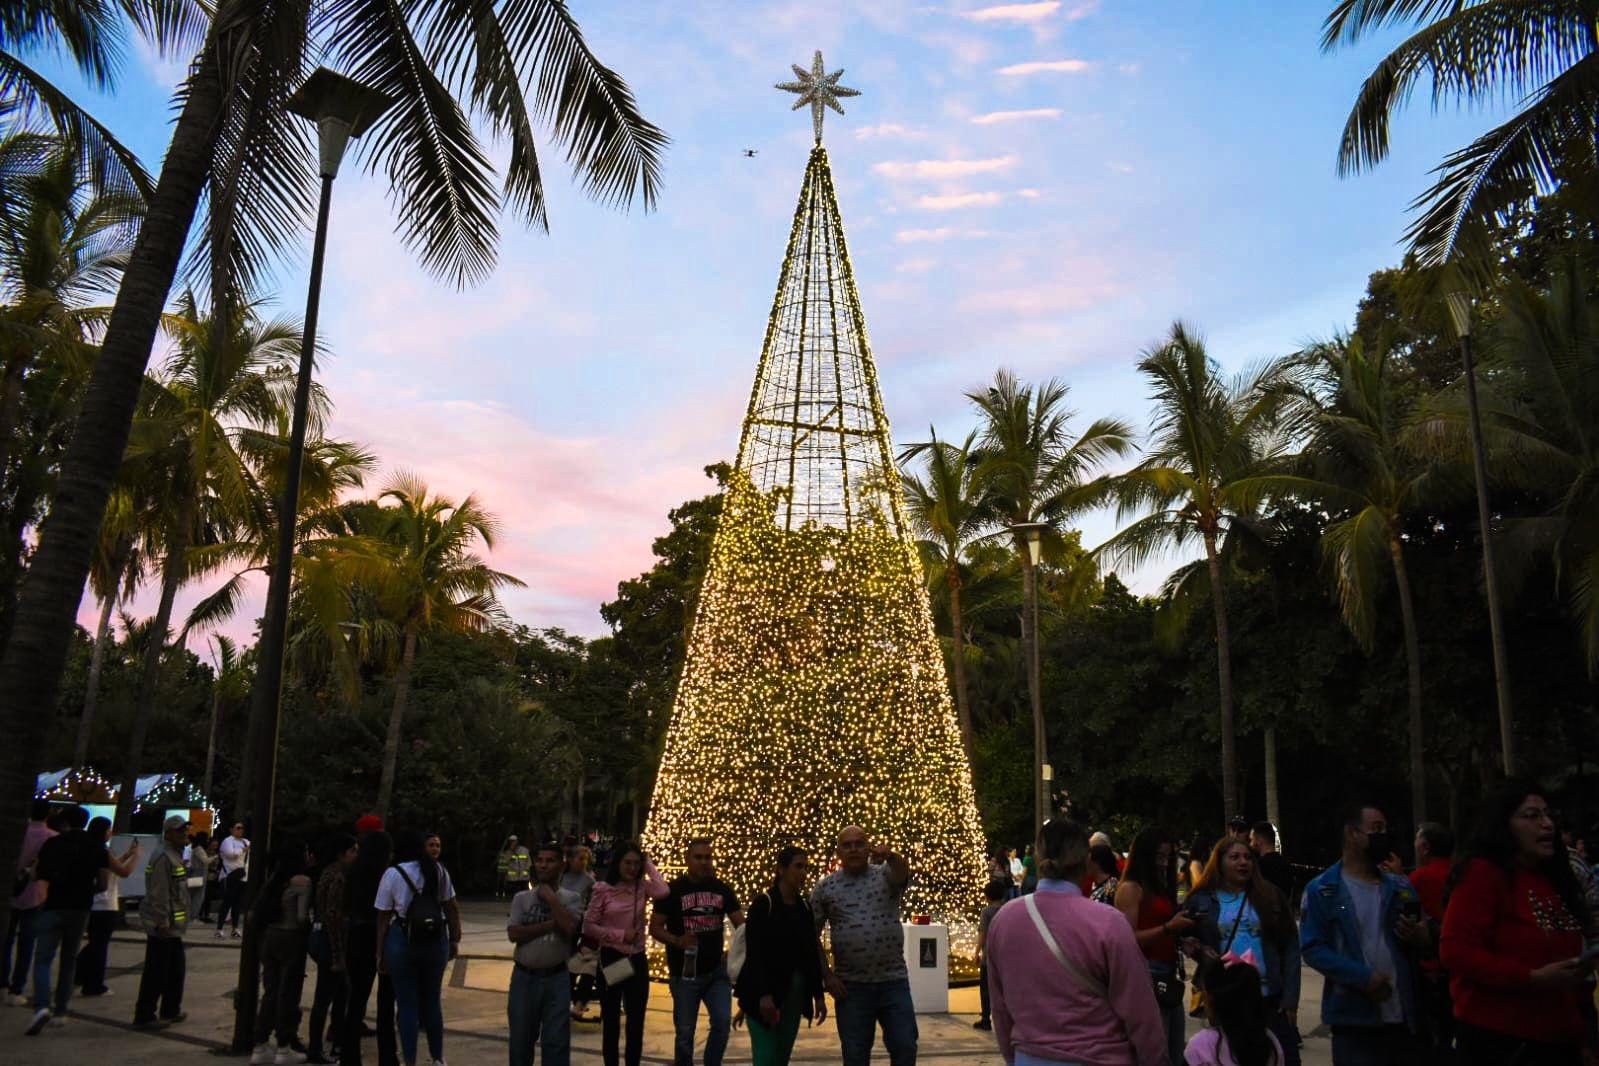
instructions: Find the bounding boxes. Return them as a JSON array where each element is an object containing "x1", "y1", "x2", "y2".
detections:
[{"x1": 1022, "y1": 894, "x2": 1109, "y2": 1000}]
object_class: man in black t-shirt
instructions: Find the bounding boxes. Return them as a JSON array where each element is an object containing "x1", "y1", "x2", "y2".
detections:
[
  {"x1": 650, "y1": 839, "x2": 743, "y2": 1066},
  {"x1": 26, "y1": 805, "x2": 121, "y2": 1035},
  {"x1": 1251, "y1": 821, "x2": 1295, "y2": 904}
]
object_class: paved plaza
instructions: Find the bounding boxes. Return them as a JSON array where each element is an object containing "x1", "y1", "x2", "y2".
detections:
[{"x1": 7, "y1": 899, "x2": 1336, "y2": 1065}]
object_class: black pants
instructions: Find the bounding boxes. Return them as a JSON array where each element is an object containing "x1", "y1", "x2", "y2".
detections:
[
  {"x1": 1455, "y1": 1020, "x2": 1581, "y2": 1066},
  {"x1": 344, "y1": 923, "x2": 397, "y2": 1066},
  {"x1": 308, "y1": 959, "x2": 348, "y2": 1058},
  {"x1": 75, "y1": 911, "x2": 117, "y2": 994},
  {"x1": 598, "y1": 952, "x2": 649, "y2": 1066},
  {"x1": 133, "y1": 936, "x2": 186, "y2": 1023},
  {"x1": 217, "y1": 870, "x2": 246, "y2": 931},
  {"x1": 977, "y1": 960, "x2": 990, "y2": 1022},
  {"x1": 254, "y1": 927, "x2": 309, "y2": 1046}
]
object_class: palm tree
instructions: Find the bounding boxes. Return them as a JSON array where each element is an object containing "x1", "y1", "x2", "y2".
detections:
[
  {"x1": 901, "y1": 428, "x2": 992, "y2": 757},
  {"x1": 1101, "y1": 322, "x2": 1293, "y2": 819},
  {"x1": 1322, "y1": 0, "x2": 1599, "y2": 262},
  {"x1": 0, "y1": 0, "x2": 664, "y2": 887},
  {"x1": 1265, "y1": 337, "x2": 1461, "y2": 824},
  {"x1": 110, "y1": 293, "x2": 302, "y2": 829},
  {"x1": 968, "y1": 369, "x2": 1136, "y2": 833},
  {"x1": 1477, "y1": 258, "x2": 1599, "y2": 669},
  {"x1": 202, "y1": 635, "x2": 251, "y2": 801},
  {"x1": 75, "y1": 486, "x2": 151, "y2": 768},
  {"x1": 354, "y1": 474, "x2": 523, "y2": 818}
]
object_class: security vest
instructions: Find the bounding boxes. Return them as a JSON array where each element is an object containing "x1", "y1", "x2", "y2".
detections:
[{"x1": 505, "y1": 847, "x2": 531, "y2": 880}]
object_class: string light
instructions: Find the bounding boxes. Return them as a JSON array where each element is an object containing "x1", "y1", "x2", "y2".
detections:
[{"x1": 643, "y1": 146, "x2": 986, "y2": 972}]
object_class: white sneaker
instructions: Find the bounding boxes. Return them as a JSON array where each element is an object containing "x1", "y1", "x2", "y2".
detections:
[
  {"x1": 49, "y1": 1014, "x2": 66, "y2": 1027},
  {"x1": 216, "y1": 930, "x2": 227, "y2": 939},
  {"x1": 25, "y1": 1007, "x2": 51, "y2": 1035},
  {"x1": 250, "y1": 1044, "x2": 274, "y2": 1064},
  {"x1": 275, "y1": 1047, "x2": 308, "y2": 1065}
]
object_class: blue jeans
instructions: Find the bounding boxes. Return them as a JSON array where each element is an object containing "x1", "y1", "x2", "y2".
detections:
[
  {"x1": 385, "y1": 924, "x2": 448, "y2": 1064},
  {"x1": 32, "y1": 909, "x2": 88, "y2": 1013},
  {"x1": 2, "y1": 906, "x2": 39, "y2": 995},
  {"x1": 670, "y1": 965, "x2": 732, "y2": 1066},
  {"x1": 836, "y1": 978, "x2": 917, "y2": 1066},
  {"x1": 508, "y1": 964, "x2": 571, "y2": 1066}
]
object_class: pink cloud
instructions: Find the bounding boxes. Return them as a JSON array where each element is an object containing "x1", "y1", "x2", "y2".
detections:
[{"x1": 872, "y1": 156, "x2": 1018, "y2": 180}]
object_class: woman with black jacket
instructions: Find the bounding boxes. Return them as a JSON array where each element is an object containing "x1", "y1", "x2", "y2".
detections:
[
  {"x1": 734, "y1": 846, "x2": 826, "y2": 1066},
  {"x1": 342, "y1": 830, "x2": 396, "y2": 1066}
]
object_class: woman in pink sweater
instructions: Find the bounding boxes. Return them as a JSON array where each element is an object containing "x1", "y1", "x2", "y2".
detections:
[
  {"x1": 583, "y1": 842, "x2": 669, "y2": 1066},
  {"x1": 987, "y1": 819, "x2": 1170, "y2": 1065}
]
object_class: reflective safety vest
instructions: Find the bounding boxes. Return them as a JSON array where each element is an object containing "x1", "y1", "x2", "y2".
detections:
[
  {"x1": 144, "y1": 856, "x2": 190, "y2": 928},
  {"x1": 506, "y1": 847, "x2": 531, "y2": 880}
]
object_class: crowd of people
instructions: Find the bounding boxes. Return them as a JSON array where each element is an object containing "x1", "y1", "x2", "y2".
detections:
[
  {"x1": 975, "y1": 778, "x2": 1599, "y2": 1066},
  {"x1": 7, "y1": 780, "x2": 1599, "y2": 1066}
]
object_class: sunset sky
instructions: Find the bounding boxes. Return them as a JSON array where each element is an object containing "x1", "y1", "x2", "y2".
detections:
[{"x1": 49, "y1": 1, "x2": 1505, "y2": 649}]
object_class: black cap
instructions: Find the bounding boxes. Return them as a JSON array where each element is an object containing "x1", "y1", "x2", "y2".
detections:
[{"x1": 1227, "y1": 815, "x2": 1249, "y2": 829}]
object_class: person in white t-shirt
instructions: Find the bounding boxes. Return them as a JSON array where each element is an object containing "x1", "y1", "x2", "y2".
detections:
[
  {"x1": 216, "y1": 822, "x2": 250, "y2": 937},
  {"x1": 76, "y1": 817, "x2": 138, "y2": 998},
  {"x1": 375, "y1": 832, "x2": 461, "y2": 1066}
]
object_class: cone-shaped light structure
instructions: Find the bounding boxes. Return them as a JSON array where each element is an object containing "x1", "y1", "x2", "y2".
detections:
[{"x1": 642, "y1": 138, "x2": 987, "y2": 948}]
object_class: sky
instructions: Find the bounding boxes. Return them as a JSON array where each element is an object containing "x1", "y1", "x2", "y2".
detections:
[{"x1": 46, "y1": 1, "x2": 1511, "y2": 652}]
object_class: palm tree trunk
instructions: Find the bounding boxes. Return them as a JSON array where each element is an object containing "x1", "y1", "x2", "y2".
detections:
[
  {"x1": 114, "y1": 514, "x2": 190, "y2": 832},
  {"x1": 1390, "y1": 538, "x2": 1427, "y2": 825},
  {"x1": 948, "y1": 570, "x2": 974, "y2": 759},
  {"x1": 1021, "y1": 552, "x2": 1047, "y2": 835},
  {"x1": 1264, "y1": 726, "x2": 1280, "y2": 830},
  {"x1": 376, "y1": 628, "x2": 419, "y2": 819},
  {"x1": 203, "y1": 678, "x2": 224, "y2": 802},
  {"x1": 1204, "y1": 531, "x2": 1239, "y2": 819},
  {"x1": 75, "y1": 583, "x2": 121, "y2": 769},
  {"x1": 0, "y1": 38, "x2": 225, "y2": 927}
]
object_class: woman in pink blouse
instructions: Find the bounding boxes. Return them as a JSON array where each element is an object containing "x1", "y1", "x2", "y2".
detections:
[{"x1": 583, "y1": 842, "x2": 669, "y2": 1066}]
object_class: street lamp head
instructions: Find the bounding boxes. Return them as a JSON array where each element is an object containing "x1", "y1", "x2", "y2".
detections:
[
  {"x1": 286, "y1": 67, "x2": 395, "y2": 179},
  {"x1": 1444, "y1": 291, "x2": 1473, "y2": 340},
  {"x1": 1008, "y1": 521, "x2": 1049, "y2": 567}
]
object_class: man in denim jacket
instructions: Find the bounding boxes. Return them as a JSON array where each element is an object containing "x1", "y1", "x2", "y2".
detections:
[{"x1": 1300, "y1": 801, "x2": 1431, "y2": 1066}]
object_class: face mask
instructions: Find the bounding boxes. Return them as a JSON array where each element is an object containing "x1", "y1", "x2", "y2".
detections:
[{"x1": 1365, "y1": 831, "x2": 1392, "y2": 866}]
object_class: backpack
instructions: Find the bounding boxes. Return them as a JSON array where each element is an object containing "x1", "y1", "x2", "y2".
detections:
[{"x1": 395, "y1": 863, "x2": 445, "y2": 940}]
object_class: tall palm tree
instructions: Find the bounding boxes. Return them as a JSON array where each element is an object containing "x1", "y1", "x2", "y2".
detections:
[
  {"x1": 202, "y1": 634, "x2": 251, "y2": 801},
  {"x1": 110, "y1": 293, "x2": 302, "y2": 829},
  {"x1": 1263, "y1": 337, "x2": 1461, "y2": 824},
  {"x1": 1478, "y1": 257, "x2": 1599, "y2": 669},
  {"x1": 1101, "y1": 322, "x2": 1293, "y2": 819},
  {"x1": 901, "y1": 428, "x2": 991, "y2": 758},
  {"x1": 353, "y1": 474, "x2": 523, "y2": 818},
  {"x1": 75, "y1": 486, "x2": 151, "y2": 768},
  {"x1": 968, "y1": 369, "x2": 1136, "y2": 832},
  {"x1": 0, "y1": 0, "x2": 664, "y2": 890},
  {"x1": 1323, "y1": 0, "x2": 1599, "y2": 262}
]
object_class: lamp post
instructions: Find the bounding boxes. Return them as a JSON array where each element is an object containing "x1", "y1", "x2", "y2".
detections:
[
  {"x1": 231, "y1": 68, "x2": 392, "y2": 1052},
  {"x1": 1446, "y1": 292, "x2": 1516, "y2": 775},
  {"x1": 1010, "y1": 520, "x2": 1049, "y2": 838}
]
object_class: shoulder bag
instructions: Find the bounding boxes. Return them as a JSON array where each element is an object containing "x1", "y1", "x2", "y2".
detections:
[
  {"x1": 600, "y1": 884, "x2": 644, "y2": 986},
  {"x1": 1022, "y1": 893, "x2": 1110, "y2": 999}
]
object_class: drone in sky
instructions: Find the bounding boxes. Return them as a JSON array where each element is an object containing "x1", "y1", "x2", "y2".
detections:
[{"x1": 742, "y1": 148, "x2": 758, "y2": 158}]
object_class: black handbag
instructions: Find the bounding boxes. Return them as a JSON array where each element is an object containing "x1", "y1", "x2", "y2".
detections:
[{"x1": 1152, "y1": 969, "x2": 1184, "y2": 1008}]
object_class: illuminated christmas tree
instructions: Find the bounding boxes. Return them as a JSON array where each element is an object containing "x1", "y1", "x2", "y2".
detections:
[{"x1": 642, "y1": 52, "x2": 987, "y2": 942}]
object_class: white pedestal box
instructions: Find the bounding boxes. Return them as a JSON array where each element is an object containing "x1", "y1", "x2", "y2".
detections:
[{"x1": 901, "y1": 922, "x2": 949, "y2": 1013}]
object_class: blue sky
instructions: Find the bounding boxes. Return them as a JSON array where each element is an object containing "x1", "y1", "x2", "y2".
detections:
[{"x1": 47, "y1": 1, "x2": 1508, "y2": 642}]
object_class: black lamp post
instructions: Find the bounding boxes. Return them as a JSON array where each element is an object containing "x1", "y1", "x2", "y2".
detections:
[
  {"x1": 231, "y1": 68, "x2": 392, "y2": 1052},
  {"x1": 1445, "y1": 290, "x2": 1516, "y2": 775},
  {"x1": 1009, "y1": 520, "x2": 1050, "y2": 838}
]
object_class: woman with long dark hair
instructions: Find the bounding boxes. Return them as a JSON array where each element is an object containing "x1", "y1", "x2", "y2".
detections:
[
  {"x1": 1184, "y1": 958, "x2": 1283, "y2": 1066},
  {"x1": 582, "y1": 840, "x2": 668, "y2": 1066},
  {"x1": 1441, "y1": 779, "x2": 1593, "y2": 1066},
  {"x1": 735, "y1": 846, "x2": 826, "y2": 1066},
  {"x1": 248, "y1": 841, "x2": 313, "y2": 1065},
  {"x1": 1186, "y1": 837, "x2": 1301, "y2": 1066},
  {"x1": 342, "y1": 829, "x2": 394, "y2": 1066},
  {"x1": 376, "y1": 832, "x2": 462, "y2": 1066},
  {"x1": 1116, "y1": 826, "x2": 1195, "y2": 1065}
]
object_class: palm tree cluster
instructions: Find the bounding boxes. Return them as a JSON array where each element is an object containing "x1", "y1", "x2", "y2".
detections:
[
  {"x1": 907, "y1": 227, "x2": 1599, "y2": 829},
  {"x1": 0, "y1": 0, "x2": 665, "y2": 928}
]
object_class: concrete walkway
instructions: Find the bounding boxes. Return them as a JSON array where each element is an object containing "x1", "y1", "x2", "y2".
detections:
[{"x1": 5, "y1": 899, "x2": 1335, "y2": 1064}]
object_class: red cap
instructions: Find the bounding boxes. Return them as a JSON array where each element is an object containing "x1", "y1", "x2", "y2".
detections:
[{"x1": 355, "y1": 814, "x2": 384, "y2": 834}]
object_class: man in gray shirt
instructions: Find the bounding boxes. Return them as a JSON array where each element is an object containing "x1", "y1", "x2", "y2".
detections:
[
  {"x1": 508, "y1": 844, "x2": 581, "y2": 1066},
  {"x1": 812, "y1": 826, "x2": 915, "y2": 1066}
]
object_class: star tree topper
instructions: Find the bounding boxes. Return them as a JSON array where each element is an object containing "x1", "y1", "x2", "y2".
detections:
[{"x1": 776, "y1": 50, "x2": 861, "y2": 143}]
